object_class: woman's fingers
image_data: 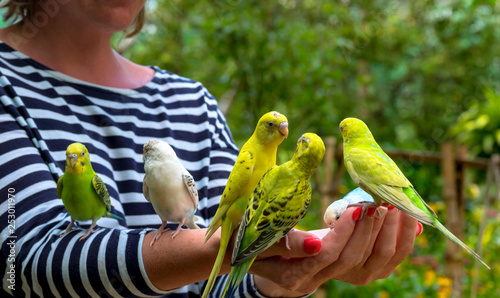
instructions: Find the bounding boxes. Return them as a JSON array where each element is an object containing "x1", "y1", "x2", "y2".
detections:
[
  {"x1": 362, "y1": 206, "x2": 399, "y2": 273},
  {"x1": 256, "y1": 229, "x2": 322, "y2": 260}
]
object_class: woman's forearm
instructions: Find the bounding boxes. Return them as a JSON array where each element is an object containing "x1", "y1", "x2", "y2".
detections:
[{"x1": 142, "y1": 228, "x2": 231, "y2": 291}]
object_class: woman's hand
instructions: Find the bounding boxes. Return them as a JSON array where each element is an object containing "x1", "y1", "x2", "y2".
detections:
[{"x1": 251, "y1": 206, "x2": 420, "y2": 297}]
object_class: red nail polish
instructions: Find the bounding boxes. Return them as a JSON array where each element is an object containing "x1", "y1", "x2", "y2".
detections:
[
  {"x1": 352, "y1": 206, "x2": 362, "y2": 221},
  {"x1": 416, "y1": 222, "x2": 423, "y2": 236},
  {"x1": 304, "y1": 237, "x2": 322, "y2": 254},
  {"x1": 367, "y1": 207, "x2": 376, "y2": 217},
  {"x1": 388, "y1": 205, "x2": 395, "y2": 210}
]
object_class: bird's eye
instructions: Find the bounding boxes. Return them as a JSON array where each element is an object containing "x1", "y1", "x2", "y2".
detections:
[
  {"x1": 268, "y1": 122, "x2": 274, "y2": 127},
  {"x1": 81, "y1": 152, "x2": 85, "y2": 157}
]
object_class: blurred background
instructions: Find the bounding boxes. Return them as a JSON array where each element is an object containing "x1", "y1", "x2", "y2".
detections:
[
  {"x1": 120, "y1": 0, "x2": 500, "y2": 297},
  {"x1": 4, "y1": 0, "x2": 499, "y2": 296}
]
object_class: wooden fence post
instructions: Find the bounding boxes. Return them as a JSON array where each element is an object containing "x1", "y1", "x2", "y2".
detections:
[
  {"x1": 314, "y1": 137, "x2": 336, "y2": 298},
  {"x1": 441, "y1": 142, "x2": 463, "y2": 297},
  {"x1": 471, "y1": 155, "x2": 498, "y2": 298},
  {"x1": 456, "y1": 145, "x2": 468, "y2": 238}
]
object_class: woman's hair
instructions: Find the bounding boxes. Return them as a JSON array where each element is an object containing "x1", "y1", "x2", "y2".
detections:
[{"x1": 1, "y1": 0, "x2": 145, "y2": 37}]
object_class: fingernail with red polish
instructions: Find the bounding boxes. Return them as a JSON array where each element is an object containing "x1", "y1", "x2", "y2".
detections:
[
  {"x1": 367, "y1": 207, "x2": 376, "y2": 217},
  {"x1": 416, "y1": 222, "x2": 423, "y2": 236},
  {"x1": 388, "y1": 205, "x2": 395, "y2": 210},
  {"x1": 352, "y1": 206, "x2": 362, "y2": 221},
  {"x1": 304, "y1": 237, "x2": 322, "y2": 254}
]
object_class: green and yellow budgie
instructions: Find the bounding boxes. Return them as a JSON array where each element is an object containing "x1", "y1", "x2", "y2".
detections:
[
  {"x1": 57, "y1": 142, "x2": 123, "y2": 241},
  {"x1": 222, "y1": 133, "x2": 325, "y2": 298},
  {"x1": 202, "y1": 111, "x2": 289, "y2": 298},
  {"x1": 340, "y1": 117, "x2": 490, "y2": 269}
]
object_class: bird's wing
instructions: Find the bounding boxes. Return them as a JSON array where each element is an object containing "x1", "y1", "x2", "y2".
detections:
[
  {"x1": 92, "y1": 174, "x2": 112, "y2": 211},
  {"x1": 183, "y1": 172, "x2": 199, "y2": 208},
  {"x1": 208, "y1": 149, "x2": 255, "y2": 229},
  {"x1": 142, "y1": 174, "x2": 151, "y2": 203},
  {"x1": 56, "y1": 175, "x2": 64, "y2": 198},
  {"x1": 232, "y1": 170, "x2": 310, "y2": 265},
  {"x1": 346, "y1": 148, "x2": 434, "y2": 225},
  {"x1": 346, "y1": 147, "x2": 410, "y2": 188}
]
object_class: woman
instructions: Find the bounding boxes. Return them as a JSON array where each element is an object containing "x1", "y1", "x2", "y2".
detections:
[{"x1": 0, "y1": 1, "x2": 420, "y2": 297}]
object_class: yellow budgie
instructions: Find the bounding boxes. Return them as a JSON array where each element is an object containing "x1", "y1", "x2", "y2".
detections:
[{"x1": 202, "y1": 111, "x2": 289, "y2": 298}]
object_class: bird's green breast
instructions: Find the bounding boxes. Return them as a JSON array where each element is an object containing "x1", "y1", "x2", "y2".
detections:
[{"x1": 61, "y1": 173, "x2": 106, "y2": 221}]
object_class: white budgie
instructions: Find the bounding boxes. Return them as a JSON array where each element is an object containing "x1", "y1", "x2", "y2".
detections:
[{"x1": 143, "y1": 139, "x2": 200, "y2": 246}]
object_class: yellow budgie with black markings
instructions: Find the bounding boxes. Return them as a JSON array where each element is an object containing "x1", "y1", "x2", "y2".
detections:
[{"x1": 222, "y1": 133, "x2": 325, "y2": 298}]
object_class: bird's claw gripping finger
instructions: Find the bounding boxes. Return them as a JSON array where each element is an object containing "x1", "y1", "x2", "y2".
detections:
[{"x1": 346, "y1": 201, "x2": 380, "y2": 220}]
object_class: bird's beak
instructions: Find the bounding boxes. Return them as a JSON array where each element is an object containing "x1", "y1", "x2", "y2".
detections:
[
  {"x1": 68, "y1": 153, "x2": 78, "y2": 168},
  {"x1": 279, "y1": 122, "x2": 289, "y2": 138}
]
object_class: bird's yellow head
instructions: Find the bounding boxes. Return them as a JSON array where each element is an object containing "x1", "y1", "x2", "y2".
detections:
[
  {"x1": 65, "y1": 142, "x2": 92, "y2": 174},
  {"x1": 254, "y1": 111, "x2": 289, "y2": 146},
  {"x1": 293, "y1": 133, "x2": 325, "y2": 174},
  {"x1": 339, "y1": 117, "x2": 373, "y2": 142}
]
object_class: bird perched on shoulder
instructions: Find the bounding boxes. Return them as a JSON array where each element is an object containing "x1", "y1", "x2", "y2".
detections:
[
  {"x1": 222, "y1": 133, "x2": 325, "y2": 298},
  {"x1": 340, "y1": 117, "x2": 490, "y2": 269},
  {"x1": 324, "y1": 187, "x2": 374, "y2": 229},
  {"x1": 58, "y1": 142, "x2": 123, "y2": 241},
  {"x1": 202, "y1": 111, "x2": 289, "y2": 298},
  {"x1": 143, "y1": 139, "x2": 200, "y2": 246}
]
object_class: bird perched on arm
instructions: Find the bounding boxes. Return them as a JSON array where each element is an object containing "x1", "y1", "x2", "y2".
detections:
[
  {"x1": 202, "y1": 111, "x2": 289, "y2": 298},
  {"x1": 57, "y1": 142, "x2": 123, "y2": 241},
  {"x1": 339, "y1": 117, "x2": 490, "y2": 269},
  {"x1": 222, "y1": 133, "x2": 325, "y2": 298},
  {"x1": 143, "y1": 139, "x2": 200, "y2": 246}
]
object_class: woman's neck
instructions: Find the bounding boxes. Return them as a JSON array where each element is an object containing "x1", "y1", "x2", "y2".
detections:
[{"x1": 0, "y1": 19, "x2": 154, "y2": 89}]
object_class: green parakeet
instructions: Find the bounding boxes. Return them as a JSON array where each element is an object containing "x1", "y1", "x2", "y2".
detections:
[
  {"x1": 143, "y1": 139, "x2": 200, "y2": 246},
  {"x1": 57, "y1": 142, "x2": 123, "y2": 241},
  {"x1": 202, "y1": 111, "x2": 289, "y2": 298},
  {"x1": 222, "y1": 133, "x2": 325, "y2": 298},
  {"x1": 340, "y1": 117, "x2": 490, "y2": 269}
]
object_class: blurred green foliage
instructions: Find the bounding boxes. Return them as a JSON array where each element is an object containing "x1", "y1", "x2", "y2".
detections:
[
  {"x1": 451, "y1": 88, "x2": 500, "y2": 157},
  {"x1": 121, "y1": 0, "x2": 500, "y2": 296}
]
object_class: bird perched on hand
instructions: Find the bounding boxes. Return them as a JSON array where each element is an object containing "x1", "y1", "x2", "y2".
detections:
[
  {"x1": 340, "y1": 117, "x2": 490, "y2": 269},
  {"x1": 222, "y1": 133, "x2": 325, "y2": 298},
  {"x1": 324, "y1": 187, "x2": 374, "y2": 229},
  {"x1": 57, "y1": 142, "x2": 123, "y2": 241},
  {"x1": 143, "y1": 139, "x2": 200, "y2": 246},
  {"x1": 202, "y1": 111, "x2": 289, "y2": 298}
]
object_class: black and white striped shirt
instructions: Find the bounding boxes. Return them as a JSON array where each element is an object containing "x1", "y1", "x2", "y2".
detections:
[{"x1": 0, "y1": 42, "x2": 265, "y2": 297}]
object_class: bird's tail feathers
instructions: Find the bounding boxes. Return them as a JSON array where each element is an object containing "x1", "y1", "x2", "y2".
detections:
[
  {"x1": 205, "y1": 204, "x2": 231, "y2": 241},
  {"x1": 222, "y1": 259, "x2": 254, "y2": 298},
  {"x1": 204, "y1": 219, "x2": 221, "y2": 243},
  {"x1": 202, "y1": 220, "x2": 234, "y2": 298},
  {"x1": 434, "y1": 220, "x2": 490, "y2": 270},
  {"x1": 379, "y1": 184, "x2": 435, "y2": 226},
  {"x1": 185, "y1": 218, "x2": 200, "y2": 229},
  {"x1": 106, "y1": 212, "x2": 124, "y2": 221}
]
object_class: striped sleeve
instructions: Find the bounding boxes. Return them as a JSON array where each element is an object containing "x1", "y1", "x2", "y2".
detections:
[{"x1": 0, "y1": 82, "x2": 172, "y2": 297}]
